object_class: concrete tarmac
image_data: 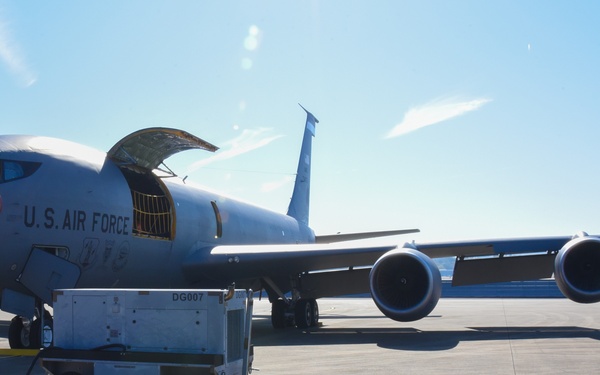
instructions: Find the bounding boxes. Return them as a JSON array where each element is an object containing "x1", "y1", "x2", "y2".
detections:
[{"x1": 2, "y1": 298, "x2": 600, "y2": 374}]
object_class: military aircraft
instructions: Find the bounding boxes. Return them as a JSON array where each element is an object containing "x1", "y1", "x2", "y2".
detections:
[{"x1": 1, "y1": 106, "x2": 600, "y2": 349}]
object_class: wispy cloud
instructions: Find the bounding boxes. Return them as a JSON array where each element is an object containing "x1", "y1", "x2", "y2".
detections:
[
  {"x1": 188, "y1": 128, "x2": 283, "y2": 172},
  {"x1": 0, "y1": 14, "x2": 37, "y2": 87},
  {"x1": 386, "y1": 97, "x2": 492, "y2": 138}
]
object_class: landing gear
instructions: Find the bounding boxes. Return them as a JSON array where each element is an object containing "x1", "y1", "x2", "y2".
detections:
[
  {"x1": 271, "y1": 299, "x2": 290, "y2": 329},
  {"x1": 8, "y1": 316, "x2": 32, "y2": 349},
  {"x1": 294, "y1": 299, "x2": 313, "y2": 329},
  {"x1": 311, "y1": 299, "x2": 319, "y2": 326},
  {"x1": 8, "y1": 308, "x2": 53, "y2": 349},
  {"x1": 263, "y1": 276, "x2": 320, "y2": 329},
  {"x1": 271, "y1": 298, "x2": 319, "y2": 329},
  {"x1": 38, "y1": 310, "x2": 54, "y2": 348}
]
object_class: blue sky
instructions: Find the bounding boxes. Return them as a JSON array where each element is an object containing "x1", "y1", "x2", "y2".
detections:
[{"x1": 1, "y1": 1, "x2": 600, "y2": 242}]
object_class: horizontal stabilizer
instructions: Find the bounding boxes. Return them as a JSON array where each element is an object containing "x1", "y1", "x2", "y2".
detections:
[{"x1": 315, "y1": 229, "x2": 420, "y2": 244}]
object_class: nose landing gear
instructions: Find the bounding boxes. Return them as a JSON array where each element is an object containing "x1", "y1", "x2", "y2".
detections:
[
  {"x1": 8, "y1": 308, "x2": 53, "y2": 349},
  {"x1": 8, "y1": 316, "x2": 33, "y2": 349}
]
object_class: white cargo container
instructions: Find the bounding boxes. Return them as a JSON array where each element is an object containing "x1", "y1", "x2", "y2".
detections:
[{"x1": 40, "y1": 288, "x2": 253, "y2": 375}]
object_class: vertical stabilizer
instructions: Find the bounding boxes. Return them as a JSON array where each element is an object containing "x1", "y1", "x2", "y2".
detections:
[{"x1": 287, "y1": 105, "x2": 319, "y2": 226}]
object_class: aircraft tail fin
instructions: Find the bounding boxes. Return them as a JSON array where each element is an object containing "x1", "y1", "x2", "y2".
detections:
[{"x1": 287, "y1": 105, "x2": 319, "y2": 226}]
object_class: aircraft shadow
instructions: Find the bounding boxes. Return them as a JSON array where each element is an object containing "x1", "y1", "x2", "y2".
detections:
[
  {"x1": 251, "y1": 317, "x2": 600, "y2": 351},
  {"x1": 2, "y1": 317, "x2": 598, "y2": 352}
]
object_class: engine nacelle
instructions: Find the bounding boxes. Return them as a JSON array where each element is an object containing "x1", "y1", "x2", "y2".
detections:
[
  {"x1": 369, "y1": 248, "x2": 441, "y2": 322},
  {"x1": 555, "y1": 236, "x2": 600, "y2": 303}
]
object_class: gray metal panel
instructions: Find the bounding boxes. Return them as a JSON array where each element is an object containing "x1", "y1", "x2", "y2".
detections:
[
  {"x1": 452, "y1": 253, "x2": 556, "y2": 286},
  {"x1": 108, "y1": 128, "x2": 218, "y2": 170},
  {"x1": 19, "y1": 248, "x2": 81, "y2": 305},
  {"x1": 0, "y1": 288, "x2": 36, "y2": 318},
  {"x1": 72, "y1": 295, "x2": 108, "y2": 349}
]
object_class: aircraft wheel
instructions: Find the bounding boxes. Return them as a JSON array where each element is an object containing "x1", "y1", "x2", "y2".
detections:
[
  {"x1": 294, "y1": 299, "x2": 313, "y2": 329},
  {"x1": 39, "y1": 312, "x2": 54, "y2": 348},
  {"x1": 309, "y1": 299, "x2": 319, "y2": 327},
  {"x1": 8, "y1": 316, "x2": 31, "y2": 349},
  {"x1": 271, "y1": 299, "x2": 287, "y2": 329}
]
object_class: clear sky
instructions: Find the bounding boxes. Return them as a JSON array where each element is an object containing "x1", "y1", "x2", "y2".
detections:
[{"x1": 1, "y1": 1, "x2": 600, "y2": 242}]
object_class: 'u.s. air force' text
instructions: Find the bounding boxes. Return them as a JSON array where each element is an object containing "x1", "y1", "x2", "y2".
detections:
[{"x1": 24, "y1": 206, "x2": 130, "y2": 235}]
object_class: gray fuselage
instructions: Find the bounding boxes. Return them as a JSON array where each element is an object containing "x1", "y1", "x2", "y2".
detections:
[{"x1": 0, "y1": 135, "x2": 314, "y2": 300}]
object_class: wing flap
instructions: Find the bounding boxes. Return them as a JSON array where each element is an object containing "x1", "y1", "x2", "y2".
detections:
[
  {"x1": 300, "y1": 268, "x2": 371, "y2": 298},
  {"x1": 452, "y1": 253, "x2": 556, "y2": 286}
]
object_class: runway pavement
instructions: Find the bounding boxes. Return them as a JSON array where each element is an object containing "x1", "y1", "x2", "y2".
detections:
[{"x1": 2, "y1": 298, "x2": 600, "y2": 374}]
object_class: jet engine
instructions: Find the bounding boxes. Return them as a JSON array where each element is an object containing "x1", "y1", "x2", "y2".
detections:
[
  {"x1": 554, "y1": 235, "x2": 600, "y2": 303},
  {"x1": 369, "y1": 248, "x2": 441, "y2": 322}
]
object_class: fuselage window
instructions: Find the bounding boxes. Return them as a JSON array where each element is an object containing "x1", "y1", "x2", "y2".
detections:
[{"x1": 0, "y1": 160, "x2": 41, "y2": 183}]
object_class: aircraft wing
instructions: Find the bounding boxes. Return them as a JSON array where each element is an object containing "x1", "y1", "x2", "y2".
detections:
[
  {"x1": 183, "y1": 235, "x2": 575, "y2": 288},
  {"x1": 314, "y1": 229, "x2": 420, "y2": 243},
  {"x1": 183, "y1": 242, "x2": 399, "y2": 282},
  {"x1": 413, "y1": 235, "x2": 572, "y2": 258},
  {"x1": 413, "y1": 236, "x2": 574, "y2": 286}
]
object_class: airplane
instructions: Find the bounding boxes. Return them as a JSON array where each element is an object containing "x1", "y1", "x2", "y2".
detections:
[{"x1": 1, "y1": 105, "x2": 600, "y2": 349}]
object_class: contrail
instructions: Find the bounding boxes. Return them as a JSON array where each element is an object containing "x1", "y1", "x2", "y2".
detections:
[{"x1": 386, "y1": 97, "x2": 491, "y2": 138}]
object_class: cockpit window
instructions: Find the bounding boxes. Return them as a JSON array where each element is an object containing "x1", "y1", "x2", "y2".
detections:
[{"x1": 0, "y1": 160, "x2": 41, "y2": 183}]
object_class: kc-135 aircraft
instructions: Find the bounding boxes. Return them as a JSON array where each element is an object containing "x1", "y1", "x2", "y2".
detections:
[{"x1": 1, "y1": 106, "x2": 600, "y2": 349}]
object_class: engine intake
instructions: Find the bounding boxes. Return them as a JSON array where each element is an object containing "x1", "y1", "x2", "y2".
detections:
[
  {"x1": 555, "y1": 236, "x2": 600, "y2": 303},
  {"x1": 369, "y1": 248, "x2": 441, "y2": 322}
]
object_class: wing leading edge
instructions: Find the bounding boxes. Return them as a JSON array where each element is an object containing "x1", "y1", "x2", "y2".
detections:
[{"x1": 183, "y1": 242, "x2": 398, "y2": 283}]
